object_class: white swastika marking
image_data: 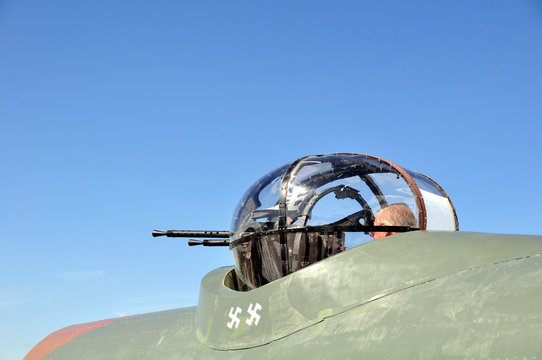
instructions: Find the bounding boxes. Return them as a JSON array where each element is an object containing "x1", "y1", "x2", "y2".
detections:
[
  {"x1": 227, "y1": 307, "x2": 242, "y2": 329},
  {"x1": 245, "y1": 302, "x2": 262, "y2": 326}
]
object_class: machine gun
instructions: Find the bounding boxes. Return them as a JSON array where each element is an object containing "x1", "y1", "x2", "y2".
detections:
[
  {"x1": 153, "y1": 224, "x2": 420, "y2": 248},
  {"x1": 152, "y1": 229, "x2": 231, "y2": 246}
]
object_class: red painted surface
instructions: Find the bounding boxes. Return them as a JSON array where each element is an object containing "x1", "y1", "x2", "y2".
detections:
[{"x1": 23, "y1": 316, "x2": 133, "y2": 360}]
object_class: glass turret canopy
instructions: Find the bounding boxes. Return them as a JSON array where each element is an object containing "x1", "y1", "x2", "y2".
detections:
[{"x1": 230, "y1": 153, "x2": 458, "y2": 289}]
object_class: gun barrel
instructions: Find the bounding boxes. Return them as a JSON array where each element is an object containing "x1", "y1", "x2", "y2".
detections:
[
  {"x1": 152, "y1": 230, "x2": 231, "y2": 238},
  {"x1": 188, "y1": 239, "x2": 230, "y2": 247}
]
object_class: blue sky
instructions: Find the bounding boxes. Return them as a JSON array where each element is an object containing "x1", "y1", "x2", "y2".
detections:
[{"x1": 1, "y1": 1, "x2": 542, "y2": 359}]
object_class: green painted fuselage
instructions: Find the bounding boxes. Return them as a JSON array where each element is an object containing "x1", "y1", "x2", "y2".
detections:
[{"x1": 40, "y1": 231, "x2": 542, "y2": 359}]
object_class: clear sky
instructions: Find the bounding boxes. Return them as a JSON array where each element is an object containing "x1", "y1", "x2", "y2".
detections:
[{"x1": 1, "y1": 1, "x2": 541, "y2": 359}]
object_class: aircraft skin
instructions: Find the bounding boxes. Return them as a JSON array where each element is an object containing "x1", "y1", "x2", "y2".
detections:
[{"x1": 25, "y1": 231, "x2": 542, "y2": 359}]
